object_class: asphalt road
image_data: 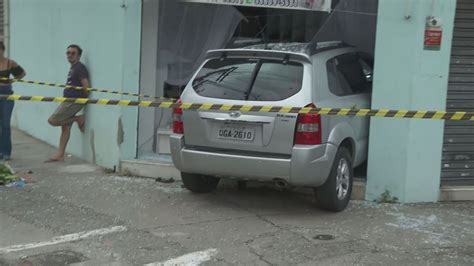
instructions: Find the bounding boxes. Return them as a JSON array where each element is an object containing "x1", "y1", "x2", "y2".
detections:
[{"x1": 0, "y1": 130, "x2": 473, "y2": 265}]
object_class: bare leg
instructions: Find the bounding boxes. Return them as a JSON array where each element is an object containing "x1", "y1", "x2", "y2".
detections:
[
  {"x1": 76, "y1": 115, "x2": 85, "y2": 133},
  {"x1": 49, "y1": 115, "x2": 85, "y2": 133},
  {"x1": 47, "y1": 124, "x2": 72, "y2": 162}
]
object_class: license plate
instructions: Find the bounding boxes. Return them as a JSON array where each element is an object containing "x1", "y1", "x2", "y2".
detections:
[{"x1": 218, "y1": 127, "x2": 255, "y2": 141}]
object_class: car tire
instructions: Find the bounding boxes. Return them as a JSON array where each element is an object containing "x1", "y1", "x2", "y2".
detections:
[
  {"x1": 314, "y1": 147, "x2": 353, "y2": 212},
  {"x1": 181, "y1": 173, "x2": 220, "y2": 193}
]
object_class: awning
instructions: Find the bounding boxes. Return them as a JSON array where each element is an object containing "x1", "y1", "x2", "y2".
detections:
[{"x1": 182, "y1": 0, "x2": 332, "y2": 12}]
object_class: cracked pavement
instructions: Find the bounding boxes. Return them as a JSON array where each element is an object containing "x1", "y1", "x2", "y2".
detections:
[{"x1": 0, "y1": 129, "x2": 473, "y2": 265}]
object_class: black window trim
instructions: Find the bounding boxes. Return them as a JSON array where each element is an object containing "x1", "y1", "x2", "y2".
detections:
[{"x1": 326, "y1": 52, "x2": 372, "y2": 97}]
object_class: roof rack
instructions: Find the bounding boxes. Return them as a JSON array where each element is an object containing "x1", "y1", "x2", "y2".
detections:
[
  {"x1": 222, "y1": 39, "x2": 352, "y2": 57},
  {"x1": 307, "y1": 41, "x2": 352, "y2": 55},
  {"x1": 225, "y1": 37, "x2": 265, "y2": 49},
  {"x1": 235, "y1": 41, "x2": 351, "y2": 56},
  {"x1": 241, "y1": 42, "x2": 310, "y2": 54}
]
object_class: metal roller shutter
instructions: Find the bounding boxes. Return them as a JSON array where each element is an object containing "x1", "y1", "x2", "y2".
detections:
[{"x1": 441, "y1": 0, "x2": 474, "y2": 185}]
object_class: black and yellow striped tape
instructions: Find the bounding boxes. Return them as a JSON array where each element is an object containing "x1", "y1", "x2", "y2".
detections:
[
  {"x1": 1, "y1": 77, "x2": 177, "y2": 101},
  {"x1": 2, "y1": 95, "x2": 474, "y2": 121}
]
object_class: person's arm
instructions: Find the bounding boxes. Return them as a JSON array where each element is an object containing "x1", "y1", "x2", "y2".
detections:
[
  {"x1": 10, "y1": 60, "x2": 26, "y2": 80},
  {"x1": 80, "y1": 78, "x2": 90, "y2": 97},
  {"x1": 77, "y1": 65, "x2": 90, "y2": 97}
]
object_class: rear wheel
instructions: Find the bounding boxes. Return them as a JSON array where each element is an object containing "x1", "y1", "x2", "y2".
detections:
[
  {"x1": 314, "y1": 147, "x2": 353, "y2": 212},
  {"x1": 181, "y1": 173, "x2": 220, "y2": 193}
]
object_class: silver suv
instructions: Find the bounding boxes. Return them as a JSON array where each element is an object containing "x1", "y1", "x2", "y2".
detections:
[{"x1": 170, "y1": 41, "x2": 373, "y2": 211}]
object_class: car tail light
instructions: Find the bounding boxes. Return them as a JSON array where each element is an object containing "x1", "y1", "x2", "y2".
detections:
[
  {"x1": 173, "y1": 99, "x2": 184, "y2": 134},
  {"x1": 294, "y1": 104, "x2": 321, "y2": 145}
]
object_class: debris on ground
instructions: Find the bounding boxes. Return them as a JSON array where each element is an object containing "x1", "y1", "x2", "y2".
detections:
[
  {"x1": 21, "y1": 176, "x2": 37, "y2": 184},
  {"x1": 0, "y1": 164, "x2": 20, "y2": 186},
  {"x1": 5, "y1": 179, "x2": 26, "y2": 188}
]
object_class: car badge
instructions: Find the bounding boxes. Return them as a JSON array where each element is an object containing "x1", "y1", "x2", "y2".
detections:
[{"x1": 229, "y1": 111, "x2": 241, "y2": 118}]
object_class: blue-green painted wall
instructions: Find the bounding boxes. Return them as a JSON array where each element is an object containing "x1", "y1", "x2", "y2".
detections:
[
  {"x1": 9, "y1": 0, "x2": 459, "y2": 201},
  {"x1": 10, "y1": 0, "x2": 141, "y2": 169},
  {"x1": 366, "y1": 0, "x2": 457, "y2": 202}
]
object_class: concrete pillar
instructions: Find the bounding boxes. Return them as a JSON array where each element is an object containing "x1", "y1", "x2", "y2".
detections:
[
  {"x1": 366, "y1": 0, "x2": 457, "y2": 203},
  {"x1": 119, "y1": 0, "x2": 141, "y2": 161}
]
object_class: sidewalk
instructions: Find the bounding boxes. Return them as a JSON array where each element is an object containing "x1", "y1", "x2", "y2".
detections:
[
  {"x1": 1, "y1": 129, "x2": 474, "y2": 265},
  {"x1": 7, "y1": 128, "x2": 95, "y2": 175}
]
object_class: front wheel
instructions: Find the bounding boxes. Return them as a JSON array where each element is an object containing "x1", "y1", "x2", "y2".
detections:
[
  {"x1": 181, "y1": 173, "x2": 220, "y2": 193},
  {"x1": 314, "y1": 147, "x2": 353, "y2": 212}
]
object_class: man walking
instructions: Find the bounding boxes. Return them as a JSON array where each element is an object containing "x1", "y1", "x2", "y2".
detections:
[{"x1": 47, "y1": 44, "x2": 90, "y2": 162}]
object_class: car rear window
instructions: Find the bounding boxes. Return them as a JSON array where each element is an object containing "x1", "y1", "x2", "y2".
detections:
[{"x1": 192, "y1": 58, "x2": 303, "y2": 101}]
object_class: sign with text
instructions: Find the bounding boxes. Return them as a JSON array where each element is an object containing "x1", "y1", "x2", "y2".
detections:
[
  {"x1": 182, "y1": 0, "x2": 332, "y2": 12},
  {"x1": 424, "y1": 28, "x2": 442, "y2": 50},
  {"x1": 424, "y1": 17, "x2": 443, "y2": 51}
]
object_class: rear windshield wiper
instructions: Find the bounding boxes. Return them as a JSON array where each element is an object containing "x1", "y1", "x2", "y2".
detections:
[
  {"x1": 216, "y1": 67, "x2": 238, "y2": 82},
  {"x1": 193, "y1": 67, "x2": 236, "y2": 84}
]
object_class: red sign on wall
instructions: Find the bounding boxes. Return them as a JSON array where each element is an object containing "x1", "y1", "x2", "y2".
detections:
[{"x1": 424, "y1": 27, "x2": 442, "y2": 51}]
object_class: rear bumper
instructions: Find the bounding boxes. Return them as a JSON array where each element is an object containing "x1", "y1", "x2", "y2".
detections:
[{"x1": 170, "y1": 135, "x2": 338, "y2": 187}]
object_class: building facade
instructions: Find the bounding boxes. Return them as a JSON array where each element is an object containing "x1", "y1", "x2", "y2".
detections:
[
  {"x1": 8, "y1": 0, "x2": 473, "y2": 202},
  {"x1": 10, "y1": 0, "x2": 140, "y2": 170}
]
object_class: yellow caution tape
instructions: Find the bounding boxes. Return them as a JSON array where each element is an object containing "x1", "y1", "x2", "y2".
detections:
[
  {"x1": 1, "y1": 95, "x2": 473, "y2": 121},
  {"x1": 1, "y1": 77, "x2": 177, "y2": 101}
]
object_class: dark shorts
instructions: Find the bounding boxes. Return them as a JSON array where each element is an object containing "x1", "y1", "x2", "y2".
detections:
[{"x1": 49, "y1": 102, "x2": 84, "y2": 124}]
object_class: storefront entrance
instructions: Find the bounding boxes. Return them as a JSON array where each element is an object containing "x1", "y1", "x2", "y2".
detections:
[{"x1": 137, "y1": 0, "x2": 378, "y2": 163}]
